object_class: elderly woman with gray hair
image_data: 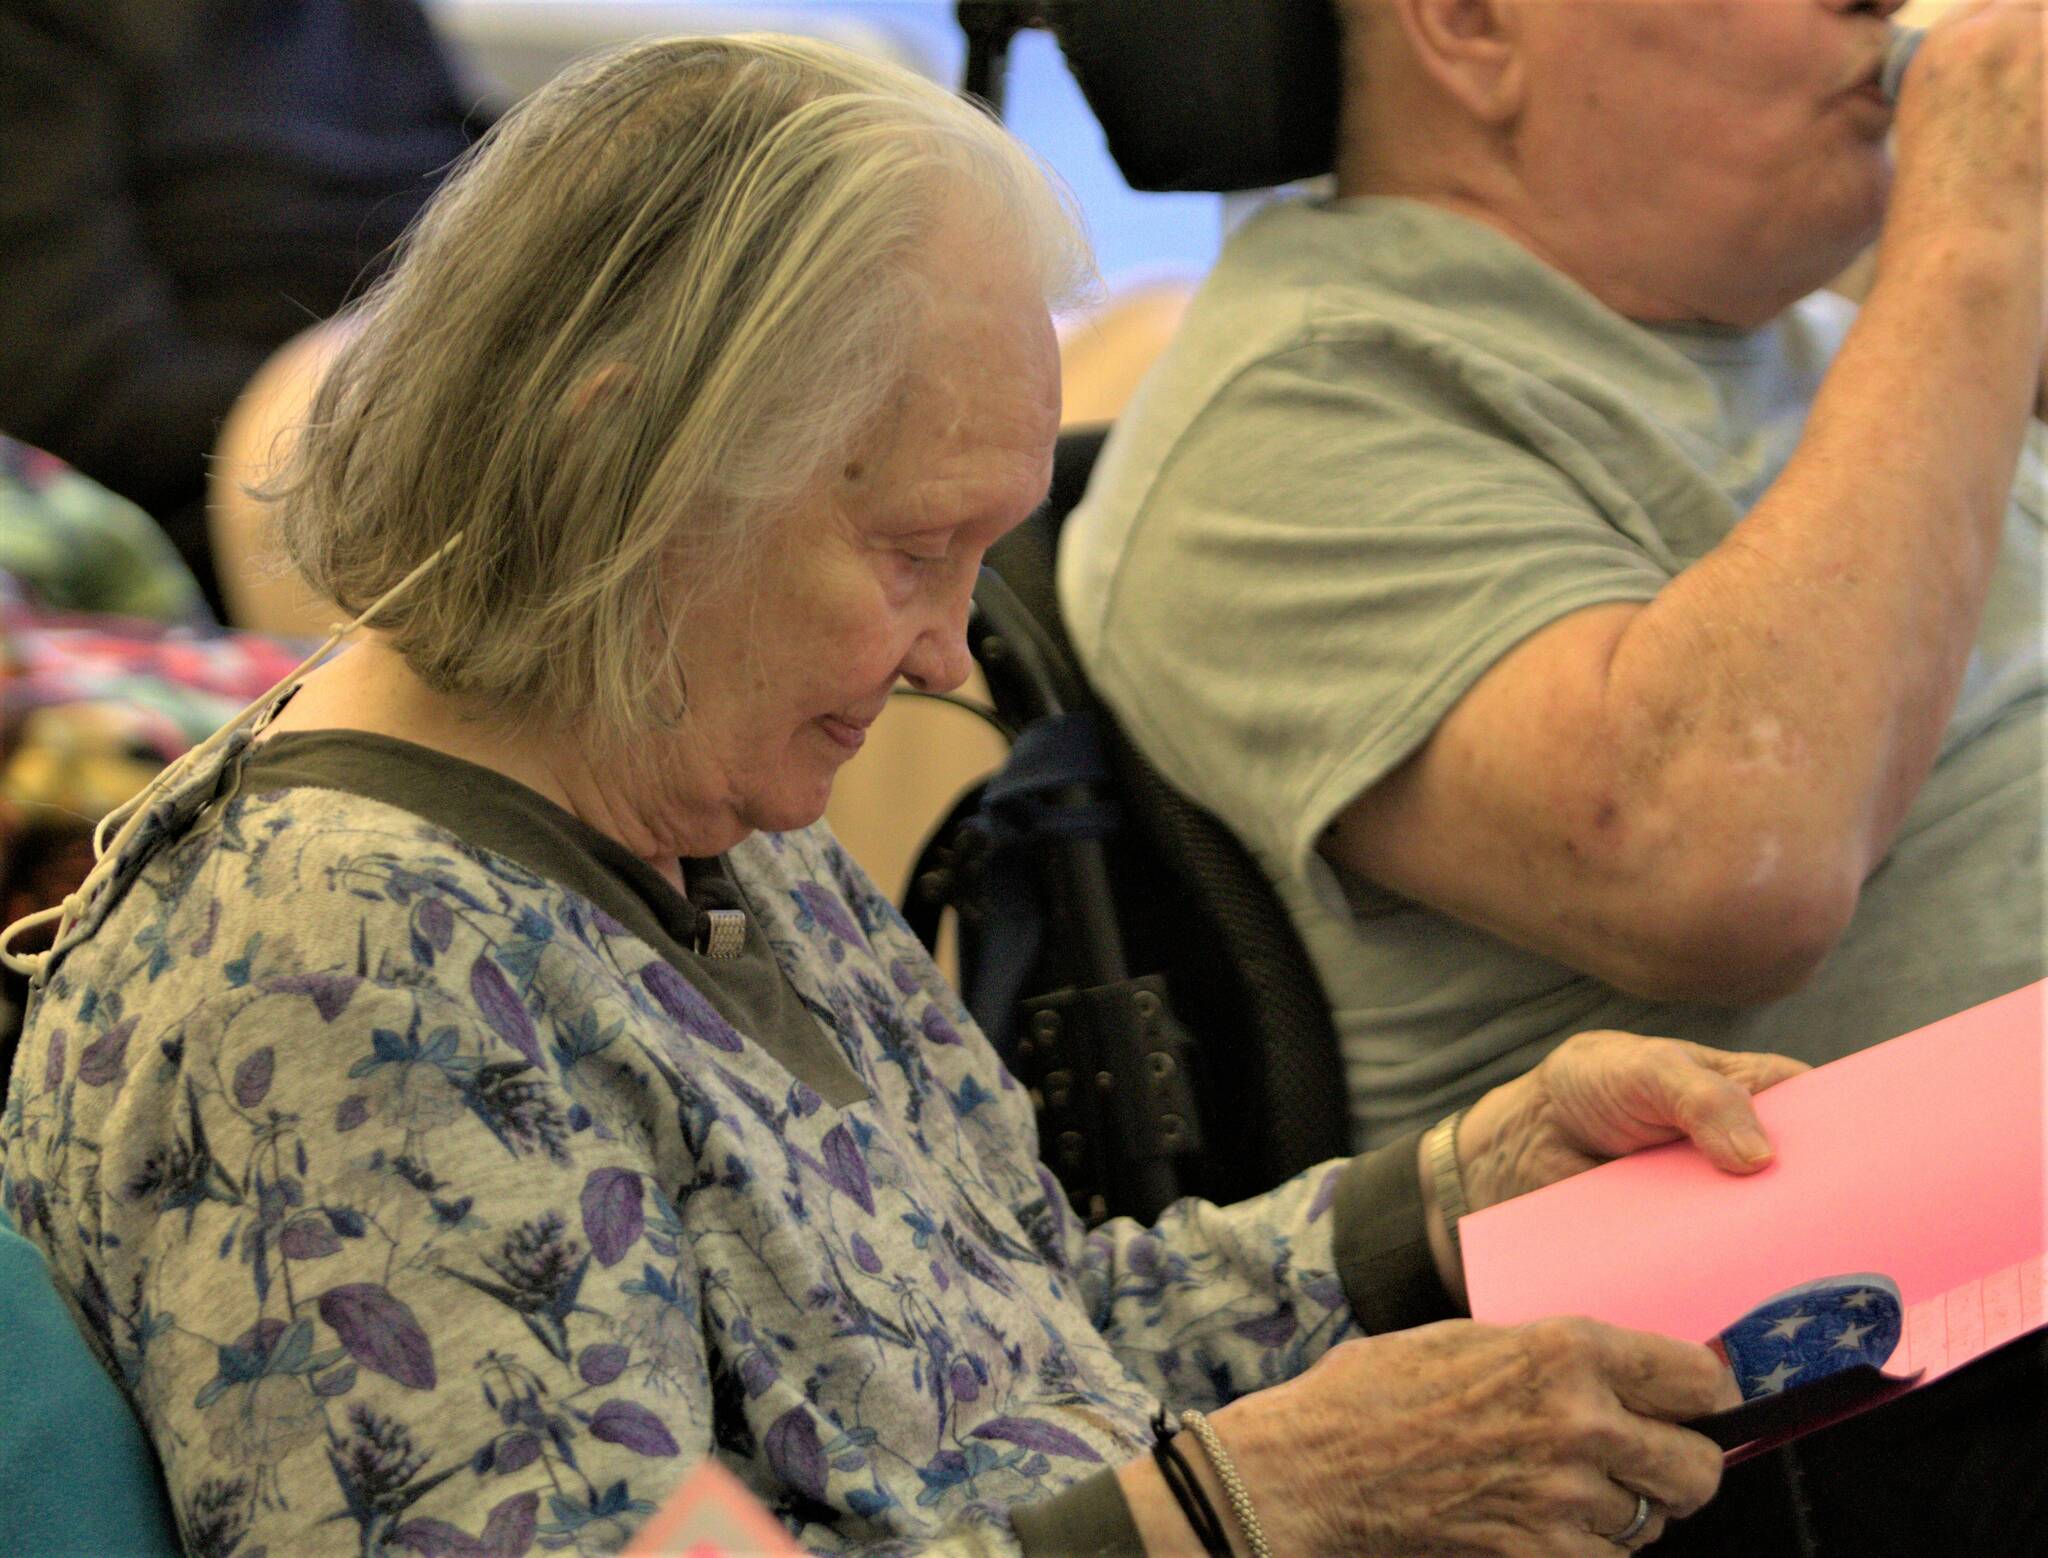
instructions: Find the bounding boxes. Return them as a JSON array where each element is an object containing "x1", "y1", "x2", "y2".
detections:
[{"x1": 0, "y1": 36, "x2": 1804, "y2": 1557}]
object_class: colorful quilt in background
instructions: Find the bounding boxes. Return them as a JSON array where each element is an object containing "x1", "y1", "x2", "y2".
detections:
[{"x1": 1, "y1": 439, "x2": 304, "y2": 1050}]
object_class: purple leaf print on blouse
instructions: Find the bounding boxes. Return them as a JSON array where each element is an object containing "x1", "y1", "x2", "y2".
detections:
[
  {"x1": 495, "y1": 1432, "x2": 544, "y2": 1475},
  {"x1": 44, "y1": 1032, "x2": 65, "y2": 1091},
  {"x1": 318, "y1": 1283, "x2": 437, "y2": 1389},
  {"x1": 279, "y1": 1217, "x2": 342, "y2": 1260},
  {"x1": 393, "y1": 1491, "x2": 537, "y2": 1558},
  {"x1": 850, "y1": 1233, "x2": 883, "y2": 1275},
  {"x1": 77, "y1": 1018, "x2": 136, "y2": 1086},
  {"x1": 389, "y1": 1518, "x2": 469, "y2": 1557},
  {"x1": 738, "y1": 1352, "x2": 776, "y2": 1398},
  {"x1": 189, "y1": 899, "x2": 221, "y2": 957},
  {"x1": 270, "y1": 972, "x2": 359, "y2": 1023},
  {"x1": 919, "y1": 1009, "x2": 962, "y2": 1047},
  {"x1": 416, "y1": 897, "x2": 455, "y2": 953},
  {"x1": 233, "y1": 1047, "x2": 274, "y2": 1109},
  {"x1": 588, "y1": 1400, "x2": 680, "y2": 1458},
  {"x1": 580, "y1": 1168, "x2": 643, "y2": 1267},
  {"x1": 765, "y1": 1407, "x2": 828, "y2": 1502},
  {"x1": 482, "y1": 1491, "x2": 540, "y2": 1555},
  {"x1": 1232, "y1": 1303, "x2": 1299, "y2": 1349},
  {"x1": 1301, "y1": 1273, "x2": 1348, "y2": 1311},
  {"x1": 1306, "y1": 1164, "x2": 1342, "y2": 1224},
  {"x1": 820, "y1": 1123, "x2": 875, "y2": 1214},
  {"x1": 793, "y1": 882, "x2": 866, "y2": 949},
  {"x1": 639, "y1": 962, "x2": 744, "y2": 1052},
  {"x1": 578, "y1": 1344, "x2": 629, "y2": 1386},
  {"x1": 470, "y1": 957, "x2": 541, "y2": 1067},
  {"x1": 967, "y1": 1416, "x2": 1104, "y2": 1462}
]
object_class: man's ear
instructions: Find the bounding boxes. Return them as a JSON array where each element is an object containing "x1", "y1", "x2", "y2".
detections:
[{"x1": 1387, "y1": 0, "x2": 1527, "y2": 126}]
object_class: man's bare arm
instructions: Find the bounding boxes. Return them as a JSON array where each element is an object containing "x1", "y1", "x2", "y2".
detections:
[{"x1": 1326, "y1": 7, "x2": 2044, "y2": 1002}]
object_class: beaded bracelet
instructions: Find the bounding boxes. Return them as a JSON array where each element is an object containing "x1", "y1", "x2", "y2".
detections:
[
  {"x1": 1150, "y1": 1408, "x2": 1231, "y2": 1557},
  {"x1": 1180, "y1": 1409, "x2": 1272, "y2": 1558}
]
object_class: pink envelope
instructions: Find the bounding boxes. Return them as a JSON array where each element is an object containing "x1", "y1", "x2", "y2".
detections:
[{"x1": 1463, "y1": 981, "x2": 2046, "y2": 1400}]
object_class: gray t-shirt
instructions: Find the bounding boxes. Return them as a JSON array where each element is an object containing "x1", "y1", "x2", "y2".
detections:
[{"x1": 1061, "y1": 196, "x2": 2046, "y2": 1148}]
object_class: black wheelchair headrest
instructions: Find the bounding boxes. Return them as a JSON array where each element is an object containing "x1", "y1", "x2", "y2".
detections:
[{"x1": 1044, "y1": 0, "x2": 1342, "y2": 193}]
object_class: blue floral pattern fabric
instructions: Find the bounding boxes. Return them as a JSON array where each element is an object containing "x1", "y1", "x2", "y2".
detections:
[{"x1": 0, "y1": 734, "x2": 1362, "y2": 1556}]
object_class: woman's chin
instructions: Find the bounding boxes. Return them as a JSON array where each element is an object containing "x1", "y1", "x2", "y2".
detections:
[{"x1": 744, "y1": 786, "x2": 834, "y2": 841}]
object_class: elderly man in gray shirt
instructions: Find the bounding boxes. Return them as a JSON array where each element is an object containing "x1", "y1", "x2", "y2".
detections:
[{"x1": 1061, "y1": 0, "x2": 2045, "y2": 1148}]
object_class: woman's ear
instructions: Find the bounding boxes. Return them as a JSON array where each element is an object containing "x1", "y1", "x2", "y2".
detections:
[{"x1": 1387, "y1": 0, "x2": 1528, "y2": 127}]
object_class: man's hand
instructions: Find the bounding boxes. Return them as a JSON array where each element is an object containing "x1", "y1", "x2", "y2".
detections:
[
  {"x1": 1886, "y1": 0, "x2": 2044, "y2": 340},
  {"x1": 1457, "y1": 1031, "x2": 1808, "y2": 1214}
]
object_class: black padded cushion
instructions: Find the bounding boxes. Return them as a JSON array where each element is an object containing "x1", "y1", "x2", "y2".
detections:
[
  {"x1": 1044, "y1": 0, "x2": 1342, "y2": 193},
  {"x1": 983, "y1": 425, "x2": 1350, "y2": 1201}
]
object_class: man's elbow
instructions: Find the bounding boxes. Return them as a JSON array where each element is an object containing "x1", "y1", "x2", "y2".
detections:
[{"x1": 1601, "y1": 851, "x2": 1861, "y2": 1006}]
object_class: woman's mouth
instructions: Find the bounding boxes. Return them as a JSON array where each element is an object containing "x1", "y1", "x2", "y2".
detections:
[{"x1": 817, "y1": 714, "x2": 871, "y2": 751}]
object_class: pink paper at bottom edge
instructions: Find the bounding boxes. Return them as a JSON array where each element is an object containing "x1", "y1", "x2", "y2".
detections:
[{"x1": 1462, "y1": 981, "x2": 2046, "y2": 1356}]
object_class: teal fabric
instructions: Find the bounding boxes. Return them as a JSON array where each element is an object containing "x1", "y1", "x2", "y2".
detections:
[{"x1": 0, "y1": 1220, "x2": 180, "y2": 1555}]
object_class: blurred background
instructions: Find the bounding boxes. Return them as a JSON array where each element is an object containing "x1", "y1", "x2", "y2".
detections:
[{"x1": 434, "y1": 2, "x2": 1225, "y2": 288}]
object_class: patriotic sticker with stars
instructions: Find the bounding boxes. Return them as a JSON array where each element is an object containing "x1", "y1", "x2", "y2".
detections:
[{"x1": 1709, "y1": 1273, "x2": 1904, "y2": 1402}]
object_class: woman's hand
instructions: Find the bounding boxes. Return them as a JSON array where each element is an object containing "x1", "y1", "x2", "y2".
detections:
[
  {"x1": 1142, "y1": 1315, "x2": 1740, "y2": 1555},
  {"x1": 1459, "y1": 1030, "x2": 1806, "y2": 1213},
  {"x1": 1411, "y1": 1032, "x2": 1805, "y2": 1307}
]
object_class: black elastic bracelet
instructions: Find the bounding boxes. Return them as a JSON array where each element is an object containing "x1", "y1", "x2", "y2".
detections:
[{"x1": 1151, "y1": 1407, "x2": 1231, "y2": 1557}]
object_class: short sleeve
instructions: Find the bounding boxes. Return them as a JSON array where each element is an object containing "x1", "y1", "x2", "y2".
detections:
[{"x1": 1087, "y1": 331, "x2": 1672, "y2": 885}]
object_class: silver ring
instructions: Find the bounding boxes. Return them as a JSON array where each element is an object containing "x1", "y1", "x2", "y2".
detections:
[{"x1": 1608, "y1": 1492, "x2": 1653, "y2": 1545}]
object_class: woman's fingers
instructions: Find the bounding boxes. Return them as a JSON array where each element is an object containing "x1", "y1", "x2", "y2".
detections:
[
  {"x1": 1584, "y1": 1320, "x2": 1742, "y2": 1421},
  {"x1": 1675, "y1": 1040, "x2": 1809, "y2": 1100},
  {"x1": 1651, "y1": 1042, "x2": 1808, "y2": 1171},
  {"x1": 1526, "y1": 1030, "x2": 1808, "y2": 1174},
  {"x1": 1643, "y1": 1054, "x2": 1778, "y2": 1171},
  {"x1": 1586, "y1": 1480, "x2": 1665, "y2": 1551},
  {"x1": 1600, "y1": 1418, "x2": 1722, "y2": 1521},
  {"x1": 1499, "y1": 1320, "x2": 1728, "y2": 1519},
  {"x1": 1214, "y1": 1317, "x2": 1741, "y2": 1554}
]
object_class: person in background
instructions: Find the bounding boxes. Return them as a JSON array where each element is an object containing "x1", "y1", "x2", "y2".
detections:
[
  {"x1": 1060, "y1": 0, "x2": 2044, "y2": 1147},
  {"x1": 2, "y1": 36, "x2": 1814, "y2": 1555},
  {"x1": 0, "y1": 0, "x2": 482, "y2": 617},
  {"x1": 1058, "y1": 1, "x2": 2044, "y2": 1551}
]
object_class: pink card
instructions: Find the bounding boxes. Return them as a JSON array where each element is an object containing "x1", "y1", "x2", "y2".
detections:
[
  {"x1": 1463, "y1": 981, "x2": 2046, "y2": 1402},
  {"x1": 625, "y1": 1458, "x2": 804, "y2": 1557}
]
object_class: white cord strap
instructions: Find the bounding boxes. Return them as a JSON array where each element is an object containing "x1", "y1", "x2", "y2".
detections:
[
  {"x1": 0, "y1": 529, "x2": 469, "y2": 983},
  {"x1": 1178, "y1": 1409, "x2": 1272, "y2": 1558}
]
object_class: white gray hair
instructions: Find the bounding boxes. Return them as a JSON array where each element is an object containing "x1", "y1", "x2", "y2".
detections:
[{"x1": 269, "y1": 34, "x2": 1091, "y2": 742}]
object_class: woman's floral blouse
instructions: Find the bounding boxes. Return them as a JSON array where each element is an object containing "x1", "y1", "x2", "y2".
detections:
[{"x1": 2, "y1": 735, "x2": 1372, "y2": 1556}]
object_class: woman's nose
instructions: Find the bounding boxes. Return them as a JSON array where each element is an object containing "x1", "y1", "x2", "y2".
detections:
[{"x1": 899, "y1": 592, "x2": 975, "y2": 695}]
